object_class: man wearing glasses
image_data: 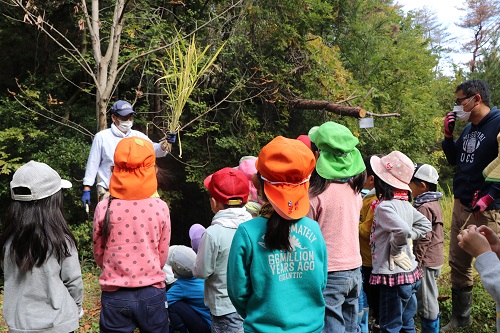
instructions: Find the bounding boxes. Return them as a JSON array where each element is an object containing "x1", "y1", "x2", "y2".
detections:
[
  {"x1": 81, "y1": 100, "x2": 171, "y2": 205},
  {"x1": 441, "y1": 79, "x2": 500, "y2": 331}
]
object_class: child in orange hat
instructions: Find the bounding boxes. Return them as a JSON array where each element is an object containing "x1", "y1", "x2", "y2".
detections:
[
  {"x1": 227, "y1": 136, "x2": 328, "y2": 333},
  {"x1": 93, "y1": 137, "x2": 171, "y2": 333},
  {"x1": 193, "y1": 167, "x2": 253, "y2": 332}
]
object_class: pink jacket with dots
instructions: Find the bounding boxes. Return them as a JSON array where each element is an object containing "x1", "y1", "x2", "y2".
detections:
[{"x1": 93, "y1": 197, "x2": 171, "y2": 291}]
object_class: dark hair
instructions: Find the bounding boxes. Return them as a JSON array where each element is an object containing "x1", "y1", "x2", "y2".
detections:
[
  {"x1": 411, "y1": 178, "x2": 437, "y2": 192},
  {"x1": 257, "y1": 173, "x2": 297, "y2": 251},
  {"x1": 309, "y1": 169, "x2": 366, "y2": 197},
  {"x1": 102, "y1": 196, "x2": 114, "y2": 245},
  {"x1": 374, "y1": 175, "x2": 412, "y2": 201},
  {"x1": 411, "y1": 163, "x2": 437, "y2": 192},
  {"x1": 0, "y1": 190, "x2": 77, "y2": 272},
  {"x1": 363, "y1": 154, "x2": 384, "y2": 177},
  {"x1": 310, "y1": 141, "x2": 318, "y2": 153},
  {"x1": 374, "y1": 175, "x2": 394, "y2": 200},
  {"x1": 456, "y1": 79, "x2": 490, "y2": 107}
]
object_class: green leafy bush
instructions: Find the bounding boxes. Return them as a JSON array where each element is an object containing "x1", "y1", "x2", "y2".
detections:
[{"x1": 69, "y1": 220, "x2": 95, "y2": 271}]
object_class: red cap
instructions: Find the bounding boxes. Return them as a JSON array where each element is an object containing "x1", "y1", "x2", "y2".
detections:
[
  {"x1": 204, "y1": 167, "x2": 249, "y2": 205},
  {"x1": 296, "y1": 135, "x2": 312, "y2": 149}
]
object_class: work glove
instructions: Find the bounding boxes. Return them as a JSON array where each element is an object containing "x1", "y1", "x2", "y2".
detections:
[
  {"x1": 81, "y1": 189, "x2": 91, "y2": 206},
  {"x1": 444, "y1": 112, "x2": 456, "y2": 137},
  {"x1": 473, "y1": 194, "x2": 494, "y2": 212},
  {"x1": 166, "y1": 131, "x2": 177, "y2": 143},
  {"x1": 389, "y1": 252, "x2": 412, "y2": 271}
]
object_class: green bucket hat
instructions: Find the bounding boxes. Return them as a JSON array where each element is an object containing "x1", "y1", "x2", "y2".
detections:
[{"x1": 309, "y1": 122, "x2": 366, "y2": 180}]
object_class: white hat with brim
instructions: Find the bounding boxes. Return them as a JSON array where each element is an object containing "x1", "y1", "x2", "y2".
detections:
[{"x1": 10, "y1": 161, "x2": 72, "y2": 201}]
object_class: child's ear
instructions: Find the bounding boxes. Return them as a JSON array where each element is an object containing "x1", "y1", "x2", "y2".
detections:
[
  {"x1": 209, "y1": 197, "x2": 217, "y2": 213},
  {"x1": 210, "y1": 197, "x2": 224, "y2": 213},
  {"x1": 314, "y1": 150, "x2": 320, "y2": 160}
]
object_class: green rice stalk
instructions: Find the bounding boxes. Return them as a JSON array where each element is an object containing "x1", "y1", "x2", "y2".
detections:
[{"x1": 157, "y1": 33, "x2": 225, "y2": 157}]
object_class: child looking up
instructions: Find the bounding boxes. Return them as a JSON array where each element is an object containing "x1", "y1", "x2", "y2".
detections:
[
  {"x1": 227, "y1": 136, "x2": 327, "y2": 333},
  {"x1": 409, "y1": 163, "x2": 444, "y2": 332},
  {"x1": 369, "y1": 151, "x2": 432, "y2": 332},
  {"x1": 307, "y1": 122, "x2": 367, "y2": 333},
  {"x1": 1, "y1": 161, "x2": 83, "y2": 333},
  {"x1": 193, "y1": 167, "x2": 252, "y2": 332},
  {"x1": 93, "y1": 137, "x2": 171, "y2": 333}
]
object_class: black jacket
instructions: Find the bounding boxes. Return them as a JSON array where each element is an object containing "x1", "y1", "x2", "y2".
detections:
[{"x1": 442, "y1": 107, "x2": 500, "y2": 209}]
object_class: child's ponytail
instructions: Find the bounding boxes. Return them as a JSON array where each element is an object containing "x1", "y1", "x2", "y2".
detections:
[{"x1": 102, "y1": 196, "x2": 114, "y2": 245}]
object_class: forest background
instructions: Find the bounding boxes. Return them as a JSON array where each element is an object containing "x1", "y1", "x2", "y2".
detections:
[{"x1": 0, "y1": 0, "x2": 499, "y2": 331}]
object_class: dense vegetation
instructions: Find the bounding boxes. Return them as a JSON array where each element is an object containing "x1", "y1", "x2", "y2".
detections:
[{"x1": 0, "y1": 0, "x2": 499, "y2": 330}]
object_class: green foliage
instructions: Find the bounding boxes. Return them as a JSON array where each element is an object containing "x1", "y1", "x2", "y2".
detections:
[
  {"x1": 437, "y1": 277, "x2": 497, "y2": 333},
  {"x1": 70, "y1": 220, "x2": 95, "y2": 270},
  {"x1": 0, "y1": 0, "x2": 468, "y2": 245}
]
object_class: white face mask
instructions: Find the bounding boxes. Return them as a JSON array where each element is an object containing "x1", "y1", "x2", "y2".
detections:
[
  {"x1": 453, "y1": 105, "x2": 470, "y2": 121},
  {"x1": 453, "y1": 96, "x2": 476, "y2": 122},
  {"x1": 117, "y1": 120, "x2": 133, "y2": 132}
]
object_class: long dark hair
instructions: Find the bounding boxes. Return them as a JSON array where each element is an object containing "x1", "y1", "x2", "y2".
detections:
[
  {"x1": 374, "y1": 175, "x2": 412, "y2": 201},
  {"x1": 102, "y1": 196, "x2": 115, "y2": 245},
  {"x1": 257, "y1": 173, "x2": 298, "y2": 251},
  {"x1": 309, "y1": 169, "x2": 366, "y2": 197},
  {"x1": 0, "y1": 190, "x2": 77, "y2": 272}
]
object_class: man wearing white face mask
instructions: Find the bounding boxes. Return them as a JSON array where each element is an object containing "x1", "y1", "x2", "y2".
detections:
[
  {"x1": 81, "y1": 100, "x2": 172, "y2": 205},
  {"x1": 441, "y1": 79, "x2": 500, "y2": 332}
]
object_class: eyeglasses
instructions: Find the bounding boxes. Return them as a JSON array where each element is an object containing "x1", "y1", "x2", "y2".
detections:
[{"x1": 455, "y1": 95, "x2": 474, "y2": 106}]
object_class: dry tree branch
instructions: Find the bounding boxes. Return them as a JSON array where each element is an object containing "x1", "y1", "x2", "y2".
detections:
[{"x1": 11, "y1": 95, "x2": 94, "y2": 138}]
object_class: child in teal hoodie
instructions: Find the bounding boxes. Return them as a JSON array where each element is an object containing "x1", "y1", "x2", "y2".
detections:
[{"x1": 228, "y1": 136, "x2": 328, "y2": 333}]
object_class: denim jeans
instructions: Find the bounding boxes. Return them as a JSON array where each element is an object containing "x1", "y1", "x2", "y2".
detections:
[
  {"x1": 100, "y1": 286, "x2": 169, "y2": 333},
  {"x1": 323, "y1": 267, "x2": 362, "y2": 333},
  {"x1": 169, "y1": 300, "x2": 210, "y2": 333},
  {"x1": 378, "y1": 280, "x2": 421, "y2": 333},
  {"x1": 211, "y1": 311, "x2": 244, "y2": 333}
]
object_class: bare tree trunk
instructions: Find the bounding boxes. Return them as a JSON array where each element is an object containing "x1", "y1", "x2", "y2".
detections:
[{"x1": 291, "y1": 99, "x2": 367, "y2": 118}]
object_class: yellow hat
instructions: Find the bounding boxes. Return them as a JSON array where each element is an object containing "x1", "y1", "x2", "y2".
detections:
[{"x1": 484, "y1": 133, "x2": 500, "y2": 182}]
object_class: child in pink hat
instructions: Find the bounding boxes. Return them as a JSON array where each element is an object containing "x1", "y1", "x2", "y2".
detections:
[
  {"x1": 238, "y1": 156, "x2": 264, "y2": 216},
  {"x1": 369, "y1": 151, "x2": 431, "y2": 332}
]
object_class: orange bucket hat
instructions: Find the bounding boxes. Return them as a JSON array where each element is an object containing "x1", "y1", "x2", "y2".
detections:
[
  {"x1": 256, "y1": 136, "x2": 316, "y2": 220},
  {"x1": 109, "y1": 137, "x2": 157, "y2": 200}
]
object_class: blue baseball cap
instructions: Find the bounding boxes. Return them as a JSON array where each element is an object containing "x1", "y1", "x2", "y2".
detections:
[{"x1": 111, "y1": 100, "x2": 135, "y2": 116}]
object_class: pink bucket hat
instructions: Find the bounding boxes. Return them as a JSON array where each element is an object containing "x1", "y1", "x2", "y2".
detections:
[
  {"x1": 238, "y1": 157, "x2": 263, "y2": 203},
  {"x1": 370, "y1": 151, "x2": 414, "y2": 191}
]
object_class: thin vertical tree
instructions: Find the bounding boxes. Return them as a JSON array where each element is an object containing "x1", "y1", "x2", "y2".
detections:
[{"x1": 457, "y1": 0, "x2": 500, "y2": 73}]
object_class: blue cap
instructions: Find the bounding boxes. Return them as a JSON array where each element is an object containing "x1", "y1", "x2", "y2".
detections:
[{"x1": 111, "y1": 100, "x2": 135, "y2": 116}]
